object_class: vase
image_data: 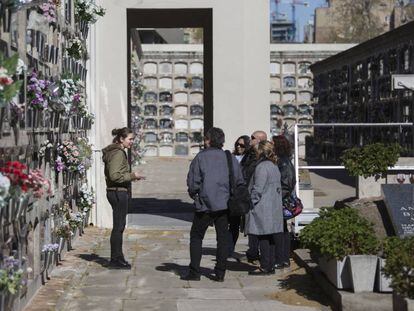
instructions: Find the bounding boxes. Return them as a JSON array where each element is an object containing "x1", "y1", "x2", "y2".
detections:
[{"x1": 0, "y1": 107, "x2": 6, "y2": 137}]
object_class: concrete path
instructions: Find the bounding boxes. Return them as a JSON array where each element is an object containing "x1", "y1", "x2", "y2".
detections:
[
  {"x1": 25, "y1": 227, "x2": 331, "y2": 311},
  {"x1": 24, "y1": 158, "x2": 342, "y2": 310}
]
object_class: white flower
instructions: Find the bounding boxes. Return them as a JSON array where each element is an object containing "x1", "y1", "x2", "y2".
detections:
[{"x1": 16, "y1": 59, "x2": 26, "y2": 75}]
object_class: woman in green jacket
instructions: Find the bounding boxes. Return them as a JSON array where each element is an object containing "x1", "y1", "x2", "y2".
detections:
[{"x1": 102, "y1": 127, "x2": 144, "y2": 269}]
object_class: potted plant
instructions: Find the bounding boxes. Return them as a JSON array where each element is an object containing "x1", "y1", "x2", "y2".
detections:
[
  {"x1": 341, "y1": 143, "x2": 402, "y2": 198},
  {"x1": 382, "y1": 236, "x2": 414, "y2": 311},
  {"x1": 300, "y1": 206, "x2": 379, "y2": 292}
]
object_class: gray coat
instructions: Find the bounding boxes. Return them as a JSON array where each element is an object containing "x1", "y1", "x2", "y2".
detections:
[
  {"x1": 245, "y1": 160, "x2": 284, "y2": 235},
  {"x1": 187, "y1": 147, "x2": 244, "y2": 212}
]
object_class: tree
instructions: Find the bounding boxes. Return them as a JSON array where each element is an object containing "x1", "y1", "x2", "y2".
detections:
[{"x1": 327, "y1": 0, "x2": 392, "y2": 43}]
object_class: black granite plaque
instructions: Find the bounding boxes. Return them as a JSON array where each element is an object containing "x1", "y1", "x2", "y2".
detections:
[{"x1": 382, "y1": 184, "x2": 414, "y2": 237}]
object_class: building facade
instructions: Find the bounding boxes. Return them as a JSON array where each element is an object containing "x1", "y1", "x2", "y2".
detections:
[
  {"x1": 269, "y1": 44, "x2": 355, "y2": 156},
  {"x1": 132, "y1": 44, "x2": 354, "y2": 158},
  {"x1": 133, "y1": 44, "x2": 204, "y2": 157},
  {"x1": 311, "y1": 21, "x2": 414, "y2": 161}
]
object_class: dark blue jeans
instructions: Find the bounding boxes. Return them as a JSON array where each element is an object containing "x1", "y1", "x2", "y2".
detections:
[{"x1": 107, "y1": 191, "x2": 128, "y2": 260}]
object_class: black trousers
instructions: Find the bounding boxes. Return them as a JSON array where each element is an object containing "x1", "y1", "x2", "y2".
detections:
[
  {"x1": 256, "y1": 234, "x2": 276, "y2": 271},
  {"x1": 107, "y1": 191, "x2": 128, "y2": 260},
  {"x1": 189, "y1": 210, "x2": 228, "y2": 277},
  {"x1": 228, "y1": 215, "x2": 241, "y2": 254},
  {"x1": 275, "y1": 220, "x2": 291, "y2": 265},
  {"x1": 246, "y1": 234, "x2": 259, "y2": 260}
]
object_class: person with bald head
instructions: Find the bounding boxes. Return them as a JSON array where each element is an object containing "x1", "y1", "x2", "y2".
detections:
[{"x1": 239, "y1": 130, "x2": 268, "y2": 263}]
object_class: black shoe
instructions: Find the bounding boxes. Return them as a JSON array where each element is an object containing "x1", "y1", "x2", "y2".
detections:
[
  {"x1": 109, "y1": 258, "x2": 131, "y2": 269},
  {"x1": 119, "y1": 257, "x2": 131, "y2": 266},
  {"x1": 247, "y1": 257, "x2": 260, "y2": 264},
  {"x1": 282, "y1": 261, "x2": 290, "y2": 268},
  {"x1": 181, "y1": 271, "x2": 201, "y2": 281},
  {"x1": 211, "y1": 274, "x2": 225, "y2": 282},
  {"x1": 248, "y1": 268, "x2": 275, "y2": 276},
  {"x1": 274, "y1": 263, "x2": 285, "y2": 270}
]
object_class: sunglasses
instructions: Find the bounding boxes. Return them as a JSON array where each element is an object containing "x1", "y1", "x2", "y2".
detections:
[
  {"x1": 251, "y1": 135, "x2": 257, "y2": 140},
  {"x1": 236, "y1": 143, "x2": 245, "y2": 148}
]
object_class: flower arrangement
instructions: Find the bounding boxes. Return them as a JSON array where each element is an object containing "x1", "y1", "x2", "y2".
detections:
[
  {"x1": 42, "y1": 243, "x2": 59, "y2": 253},
  {"x1": 68, "y1": 212, "x2": 84, "y2": 230},
  {"x1": 27, "y1": 70, "x2": 50, "y2": 110},
  {"x1": 0, "y1": 161, "x2": 29, "y2": 197},
  {"x1": 66, "y1": 37, "x2": 87, "y2": 60},
  {"x1": 0, "y1": 172, "x2": 10, "y2": 207},
  {"x1": 0, "y1": 53, "x2": 24, "y2": 107},
  {"x1": 0, "y1": 256, "x2": 25, "y2": 295},
  {"x1": 74, "y1": 0, "x2": 105, "y2": 24},
  {"x1": 77, "y1": 137, "x2": 92, "y2": 170},
  {"x1": 55, "y1": 156, "x2": 64, "y2": 173},
  {"x1": 78, "y1": 184, "x2": 94, "y2": 213},
  {"x1": 57, "y1": 140, "x2": 82, "y2": 173},
  {"x1": 39, "y1": 0, "x2": 57, "y2": 24},
  {"x1": 38, "y1": 139, "x2": 53, "y2": 160},
  {"x1": 27, "y1": 169, "x2": 51, "y2": 198},
  {"x1": 59, "y1": 79, "x2": 80, "y2": 113},
  {"x1": 56, "y1": 222, "x2": 72, "y2": 239}
]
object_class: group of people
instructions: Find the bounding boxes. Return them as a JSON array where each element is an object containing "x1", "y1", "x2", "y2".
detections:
[
  {"x1": 101, "y1": 126, "x2": 295, "y2": 277},
  {"x1": 184, "y1": 127, "x2": 295, "y2": 281}
]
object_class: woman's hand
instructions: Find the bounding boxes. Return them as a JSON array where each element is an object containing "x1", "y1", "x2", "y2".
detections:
[{"x1": 133, "y1": 172, "x2": 146, "y2": 181}]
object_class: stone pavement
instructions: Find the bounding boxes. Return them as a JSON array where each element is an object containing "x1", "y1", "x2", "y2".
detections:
[{"x1": 24, "y1": 226, "x2": 331, "y2": 311}]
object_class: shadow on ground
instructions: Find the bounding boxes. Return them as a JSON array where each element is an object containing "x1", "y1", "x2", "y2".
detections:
[
  {"x1": 309, "y1": 168, "x2": 356, "y2": 188},
  {"x1": 276, "y1": 271, "x2": 332, "y2": 308},
  {"x1": 77, "y1": 253, "x2": 110, "y2": 268},
  {"x1": 128, "y1": 197, "x2": 194, "y2": 223}
]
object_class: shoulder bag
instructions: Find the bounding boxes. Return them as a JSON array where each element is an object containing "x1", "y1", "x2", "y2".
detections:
[{"x1": 225, "y1": 150, "x2": 252, "y2": 217}]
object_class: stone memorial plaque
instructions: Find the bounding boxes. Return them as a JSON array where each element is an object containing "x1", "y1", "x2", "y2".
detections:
[{"x1": 382, "y1": 184, "x2": 414, "y2": 237}]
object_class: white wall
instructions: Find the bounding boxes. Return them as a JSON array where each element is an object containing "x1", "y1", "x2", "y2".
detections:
[{"x1": 90, "y1": 0, "x2": 269, "y2": 227}]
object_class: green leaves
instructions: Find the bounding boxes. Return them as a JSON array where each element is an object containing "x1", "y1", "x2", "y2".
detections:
[
  {"x1": 341, "y1": 143, "x2": 402, "y2": 178},
  {"x1": 300, "y1": 207, "x2": 379, "y2": 260},
  {"x1": 382, "y1": 237, "x2": 414, "y2": 299},
  {"x1": 1, "y1": 53, "x2": 19, "y2": 74}
]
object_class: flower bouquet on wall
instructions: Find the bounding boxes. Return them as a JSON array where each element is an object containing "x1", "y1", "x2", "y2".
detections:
[
  {"x1": 0, "y1": 256, "x2": 27, "y2": 310},
  {"x1": 66, "y1": 37, "x2": 88, "y2": 61},
  {"x1": 57, "y1": 140, "x2": 81, "y2": 183},
  {"x1": 0, "y1": 53, "x2": 25, "y2": 135},
  {"x1": 74, "y1": 0, "x2": 105, "y2": 37},
  {"x1": 26, "y1": 70, "x2": 51, "y2": 129},
  {"x1": 78, "y1": 184, "x2": 94, "y2": 225}
]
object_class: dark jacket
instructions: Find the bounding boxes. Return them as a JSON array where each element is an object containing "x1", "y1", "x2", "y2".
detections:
[
  {"x1": 187, "y1": 147, "x2": 245, "y2": 212},
  {"x1": 102, "y1": 144, "x2": 134, "y2": 189},
  {"x1": 240, "y1": 147, "x2": 258, "y2": 184},
  {"x1": 277, "y1": 156, "x2": 296, "y2": 199}
]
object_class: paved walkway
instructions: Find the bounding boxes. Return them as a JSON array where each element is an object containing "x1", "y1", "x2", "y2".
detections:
[
  {"x1": 24, "y1": 227, "x2": 331, "y2": 311},
  {"x1": 24, "y1": 157, "x2": 342, "y2": 310}
]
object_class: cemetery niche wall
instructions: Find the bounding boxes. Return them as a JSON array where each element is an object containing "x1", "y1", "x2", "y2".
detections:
[
  {"x1": 310, "y1": 21, "x2": 414, "y2": 163},
  {"x1": 0, "y1": 1, "x2": 103, "y2": 310}
]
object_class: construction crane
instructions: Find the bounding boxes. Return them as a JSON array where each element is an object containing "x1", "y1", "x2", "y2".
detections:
[{"x1": 274, "y1": 0, "x2": 309, "y2": 42}]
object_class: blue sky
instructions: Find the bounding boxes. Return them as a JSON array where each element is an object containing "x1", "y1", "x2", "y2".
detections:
[{"x1": 270, "y1": 0, "x2": 328, "y2": 42}]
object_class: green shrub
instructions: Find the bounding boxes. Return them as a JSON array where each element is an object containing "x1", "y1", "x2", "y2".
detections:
[
  {"x1": 382, "y1": 236, "x2": 414, "y2": 299},
  {"x1": 341, "y1": 143, "x2": 402, "y2": 179},
  {"x1": 300, "y1": 207, "x2": 379, "y2": 260}
]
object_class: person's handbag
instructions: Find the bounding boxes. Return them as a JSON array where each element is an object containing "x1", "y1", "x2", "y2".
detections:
[
  {"x1": 225, "y1": 150, "x2": 252, "y2": 217},
  {"x1": 282, "y1": 193, "x2": 303, "y2": 220}
]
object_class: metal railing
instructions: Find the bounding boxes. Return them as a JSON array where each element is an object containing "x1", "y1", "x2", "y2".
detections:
[{"x1": 293, "y1": 122, "x2": 414, "y2": 197}]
